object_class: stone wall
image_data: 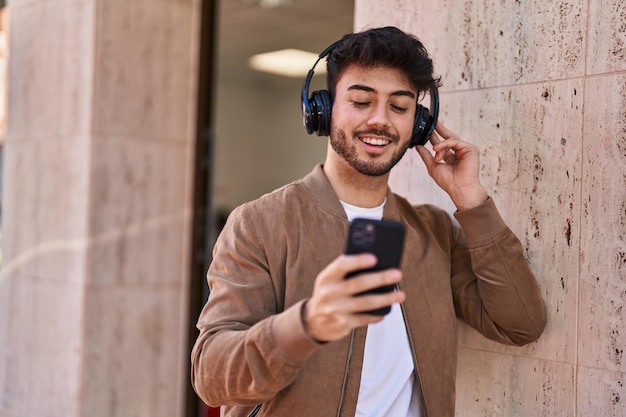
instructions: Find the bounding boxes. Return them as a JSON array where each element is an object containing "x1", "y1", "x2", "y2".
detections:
[
  {"x1": 356, "y1": 0, "x2": 625, "y2": 415},
  {"x1": 0, "y1": 1, "x2": 201, "y2": 416}
]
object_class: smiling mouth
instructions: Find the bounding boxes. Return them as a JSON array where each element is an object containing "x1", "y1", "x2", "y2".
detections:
[
  {"x1": 360, "y1": 136, "x2": 391, "y2": 146},
  {"x1": 355, "y1": 129, "x2": 398, "y2": 147}
]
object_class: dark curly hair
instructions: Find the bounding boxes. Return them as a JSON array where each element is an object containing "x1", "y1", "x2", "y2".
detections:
[{"x1": 326, "y1": 26, "x2": 442, "y2": 100}]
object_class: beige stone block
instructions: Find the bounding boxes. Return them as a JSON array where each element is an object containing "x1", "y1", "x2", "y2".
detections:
[
  {"x1": 0, "y1": 275, "x2": 83, "y2": 417},
  {"x1": 577, "y1": 366, "x2": 626, "y2": 416},
  {"x1": 86, "y1": 135, "x2": 192, "y2": 285},
  {"x1": 578, "y1": 73, "x2": 626, "y2": 372},
  {"x1": 0, "y1": 137, "x2": 90, "y2": 283},
  {"x1": 81, "y1": 284, "x2": 185, "y2": 417},
  {"x1": 455, "y1": 348, "x2": 576, "y2": 417},
  {"x1": 587, "y1": 0, "x2": 626, "y2": 74},
  {"x1": 393, "y1": 80, "x2": 583, "y2": 363},
  {"x1": 354, "y1": 0, "x2": 586, "y2": 89},
  {"x1": 7, "y1": 0, "x2": 95, "y2": 139},
  {"x1": 93, "y1": 0, "x2": 198, "y2": 141}
]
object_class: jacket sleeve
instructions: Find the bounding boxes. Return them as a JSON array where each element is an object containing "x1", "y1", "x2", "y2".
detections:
[
  {"x1": 190, "y1": 204, "x2": 323, "y2": 407},
  {"x1": 450, "y1": 197, "x2": 547, "y2": 346}
]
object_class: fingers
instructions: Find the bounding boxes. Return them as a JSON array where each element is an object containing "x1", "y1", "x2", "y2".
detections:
[
  {"x1": 304, "y1": 298, "x2": 402, "y2": 342},
  {"x1": 305, "y1": 254, "x2": 405, "y2": 341},
  {"x1": 349, "y1": 287, "x2": 406, "y2": 315},
  {"x1": 305, "y1": 284, "x2": 405, "y2": 341},
  {"x1": 428, "y1": 121, "x2": 480, "y2": 163},
  {"x1": 418, "y1": 129, "x2": 455, "y2": 166},
  {"x1": 417, "y1": 121, "x2": 458, "y2": 163},
  {"x1": 344, "y1": 268, "x2": 403, "y2": 297},
  {"x1": 316, "y1": 253, "x2": 377, "y2": 285},
  {"x1": 317, "y1": 253, "x2": 402, "y2": 297},
  {"x1": 433, "y1": 120, "x2": 457, "y2": 140},
  {"x1": 433, "y1": 138, "x2": 478, "y2": 162},
  {"x1": 415, "y1": 142, "x2": 436, "y2": 169}
]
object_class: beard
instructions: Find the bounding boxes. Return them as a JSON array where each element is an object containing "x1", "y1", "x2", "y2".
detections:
[{"x1": 330, "y1": 126, "x2": 411, "y2": 177}]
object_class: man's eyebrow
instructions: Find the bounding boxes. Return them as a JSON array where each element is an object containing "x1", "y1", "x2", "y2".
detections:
[{"x1": 347, "y1": 84, "x2": 416, "y2": 99}]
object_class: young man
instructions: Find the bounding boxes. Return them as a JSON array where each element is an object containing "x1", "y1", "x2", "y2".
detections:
[{"x1": 191, "y1": 26, "x2": 546, "y2": 417}]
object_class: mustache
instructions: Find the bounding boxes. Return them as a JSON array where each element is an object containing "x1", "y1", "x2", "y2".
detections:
[{"x1": 353, "y1": 129, "x2": 399, "y2": 142}]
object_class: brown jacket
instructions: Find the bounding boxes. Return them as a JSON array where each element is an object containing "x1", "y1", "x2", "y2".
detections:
[{"x1": 191, "y1": 165, "x2": 546, "y2": 417}]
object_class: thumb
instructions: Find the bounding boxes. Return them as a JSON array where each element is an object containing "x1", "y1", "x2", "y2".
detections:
[{"x1": 415, "y1": 145, "x2": 435, "y2": 172}]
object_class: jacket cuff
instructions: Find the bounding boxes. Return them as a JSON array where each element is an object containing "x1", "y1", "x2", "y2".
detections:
[
  {"x1": 270, "y1": 299, "x2": 324, "y2": 364},
  {"x1": 453, "y1": 197, "x2": 507, "y2": 246}
]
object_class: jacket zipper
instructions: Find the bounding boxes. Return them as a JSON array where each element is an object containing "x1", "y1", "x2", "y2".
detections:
[
  {"x1": 400, "y1": 302, "x2": 429, "y2": 417},
  {"x1": 248, "y1": 404, "x2": 262, "y2": 417},
  {"x1": 336, "y1": 329, "x2": 356, "y2": 417}
]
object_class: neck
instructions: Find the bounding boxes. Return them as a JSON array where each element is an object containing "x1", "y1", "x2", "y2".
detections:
[{"x1": 323, "y1": 153, "x2": 389, "y2": 208}]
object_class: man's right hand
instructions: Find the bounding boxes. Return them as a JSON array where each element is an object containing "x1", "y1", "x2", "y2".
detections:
[{"x1": 302, "y1": 253, "x2": 405, "y2": 343}]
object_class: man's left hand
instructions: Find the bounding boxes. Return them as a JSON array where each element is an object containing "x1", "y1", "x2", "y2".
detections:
[{"x1": 415, "y1": 121, "x2": 488, "y2": 211}]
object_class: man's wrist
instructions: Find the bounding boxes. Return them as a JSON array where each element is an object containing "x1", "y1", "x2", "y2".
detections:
[
  {"x1": 452, "y1": 185, "x2": 488, "y2": 211},
  {"x1": 300, "y1": 300, "x2": 328, "y2": 345}
]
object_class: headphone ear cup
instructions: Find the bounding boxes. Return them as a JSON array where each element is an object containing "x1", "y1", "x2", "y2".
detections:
[
  {"x1": 302, "y1": 95, "x2": 315, "y2": 135},
  {"x1": 410, "y1": 104, "x2": 430, "y2": 147},
  {"x1": 311, "y1": 90, "x2": 332, "y2": 136}
]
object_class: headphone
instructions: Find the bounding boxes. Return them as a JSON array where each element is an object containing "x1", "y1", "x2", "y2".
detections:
[{"x1": 301, "y1": 41, "x2": 439, "y2": 147}]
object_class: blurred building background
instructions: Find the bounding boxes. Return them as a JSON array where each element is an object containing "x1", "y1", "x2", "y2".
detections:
[
  {"x1": 0, "y1": 0, "x2": 624, "y2": 416},
  {"x1": 0, "y1": 2, "x2": 7, "y2": 259}
]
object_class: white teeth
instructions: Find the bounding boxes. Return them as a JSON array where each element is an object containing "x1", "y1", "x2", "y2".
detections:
[{"x1": 361, "y1": 137, "x2": 389, "y2": 146}]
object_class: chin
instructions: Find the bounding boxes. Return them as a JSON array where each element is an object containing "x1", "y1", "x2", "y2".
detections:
[
  {"x1": 331, "y1": 126, "x2": 410, "y2": 176},
  {"x1": 349, "y1": 159, "x2": 394, "y2": 177}
]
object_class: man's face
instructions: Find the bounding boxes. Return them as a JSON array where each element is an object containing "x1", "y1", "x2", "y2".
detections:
[{"x1": 329, "y1": 64, "x2": 417, "y2": 177}]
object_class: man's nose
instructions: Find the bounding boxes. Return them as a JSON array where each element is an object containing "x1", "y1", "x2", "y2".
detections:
[{"x1": 366, "y1": 103, "x2": 391, "y2": 128}]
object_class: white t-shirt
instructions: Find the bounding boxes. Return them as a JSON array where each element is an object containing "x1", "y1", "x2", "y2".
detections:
[{"x1": 341, "y1": 201, "x2": 423, "y2": 417}]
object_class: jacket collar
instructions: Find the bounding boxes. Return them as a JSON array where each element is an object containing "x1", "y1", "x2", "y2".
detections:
[{"x1": 301, "y1": 164, "x2": 401, "y2": 222}]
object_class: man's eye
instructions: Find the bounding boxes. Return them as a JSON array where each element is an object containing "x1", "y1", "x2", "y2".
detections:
[
  {"x1": 352, "y1": 101, "x2": 370, "y2": 108},
  {"x1": 391, "y1": 104, "x2": 408, "y2": 113}
]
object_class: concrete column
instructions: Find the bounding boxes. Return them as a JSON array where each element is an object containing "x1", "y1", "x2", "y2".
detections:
[
  {"x1": 356, "y1": 0, "x2": 625, "y2": 415},
  {"x1": 0, "y1": 1, "x2": 201, "y2": 416}
]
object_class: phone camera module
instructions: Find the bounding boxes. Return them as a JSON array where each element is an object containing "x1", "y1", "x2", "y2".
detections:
[{"x1": 352, "y1": 222, "x2": 377, "y2": 246}]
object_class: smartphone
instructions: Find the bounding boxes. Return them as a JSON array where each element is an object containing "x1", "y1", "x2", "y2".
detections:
[{"x1": 345, "y1": 218, "x2": 406, "y2": 315}]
